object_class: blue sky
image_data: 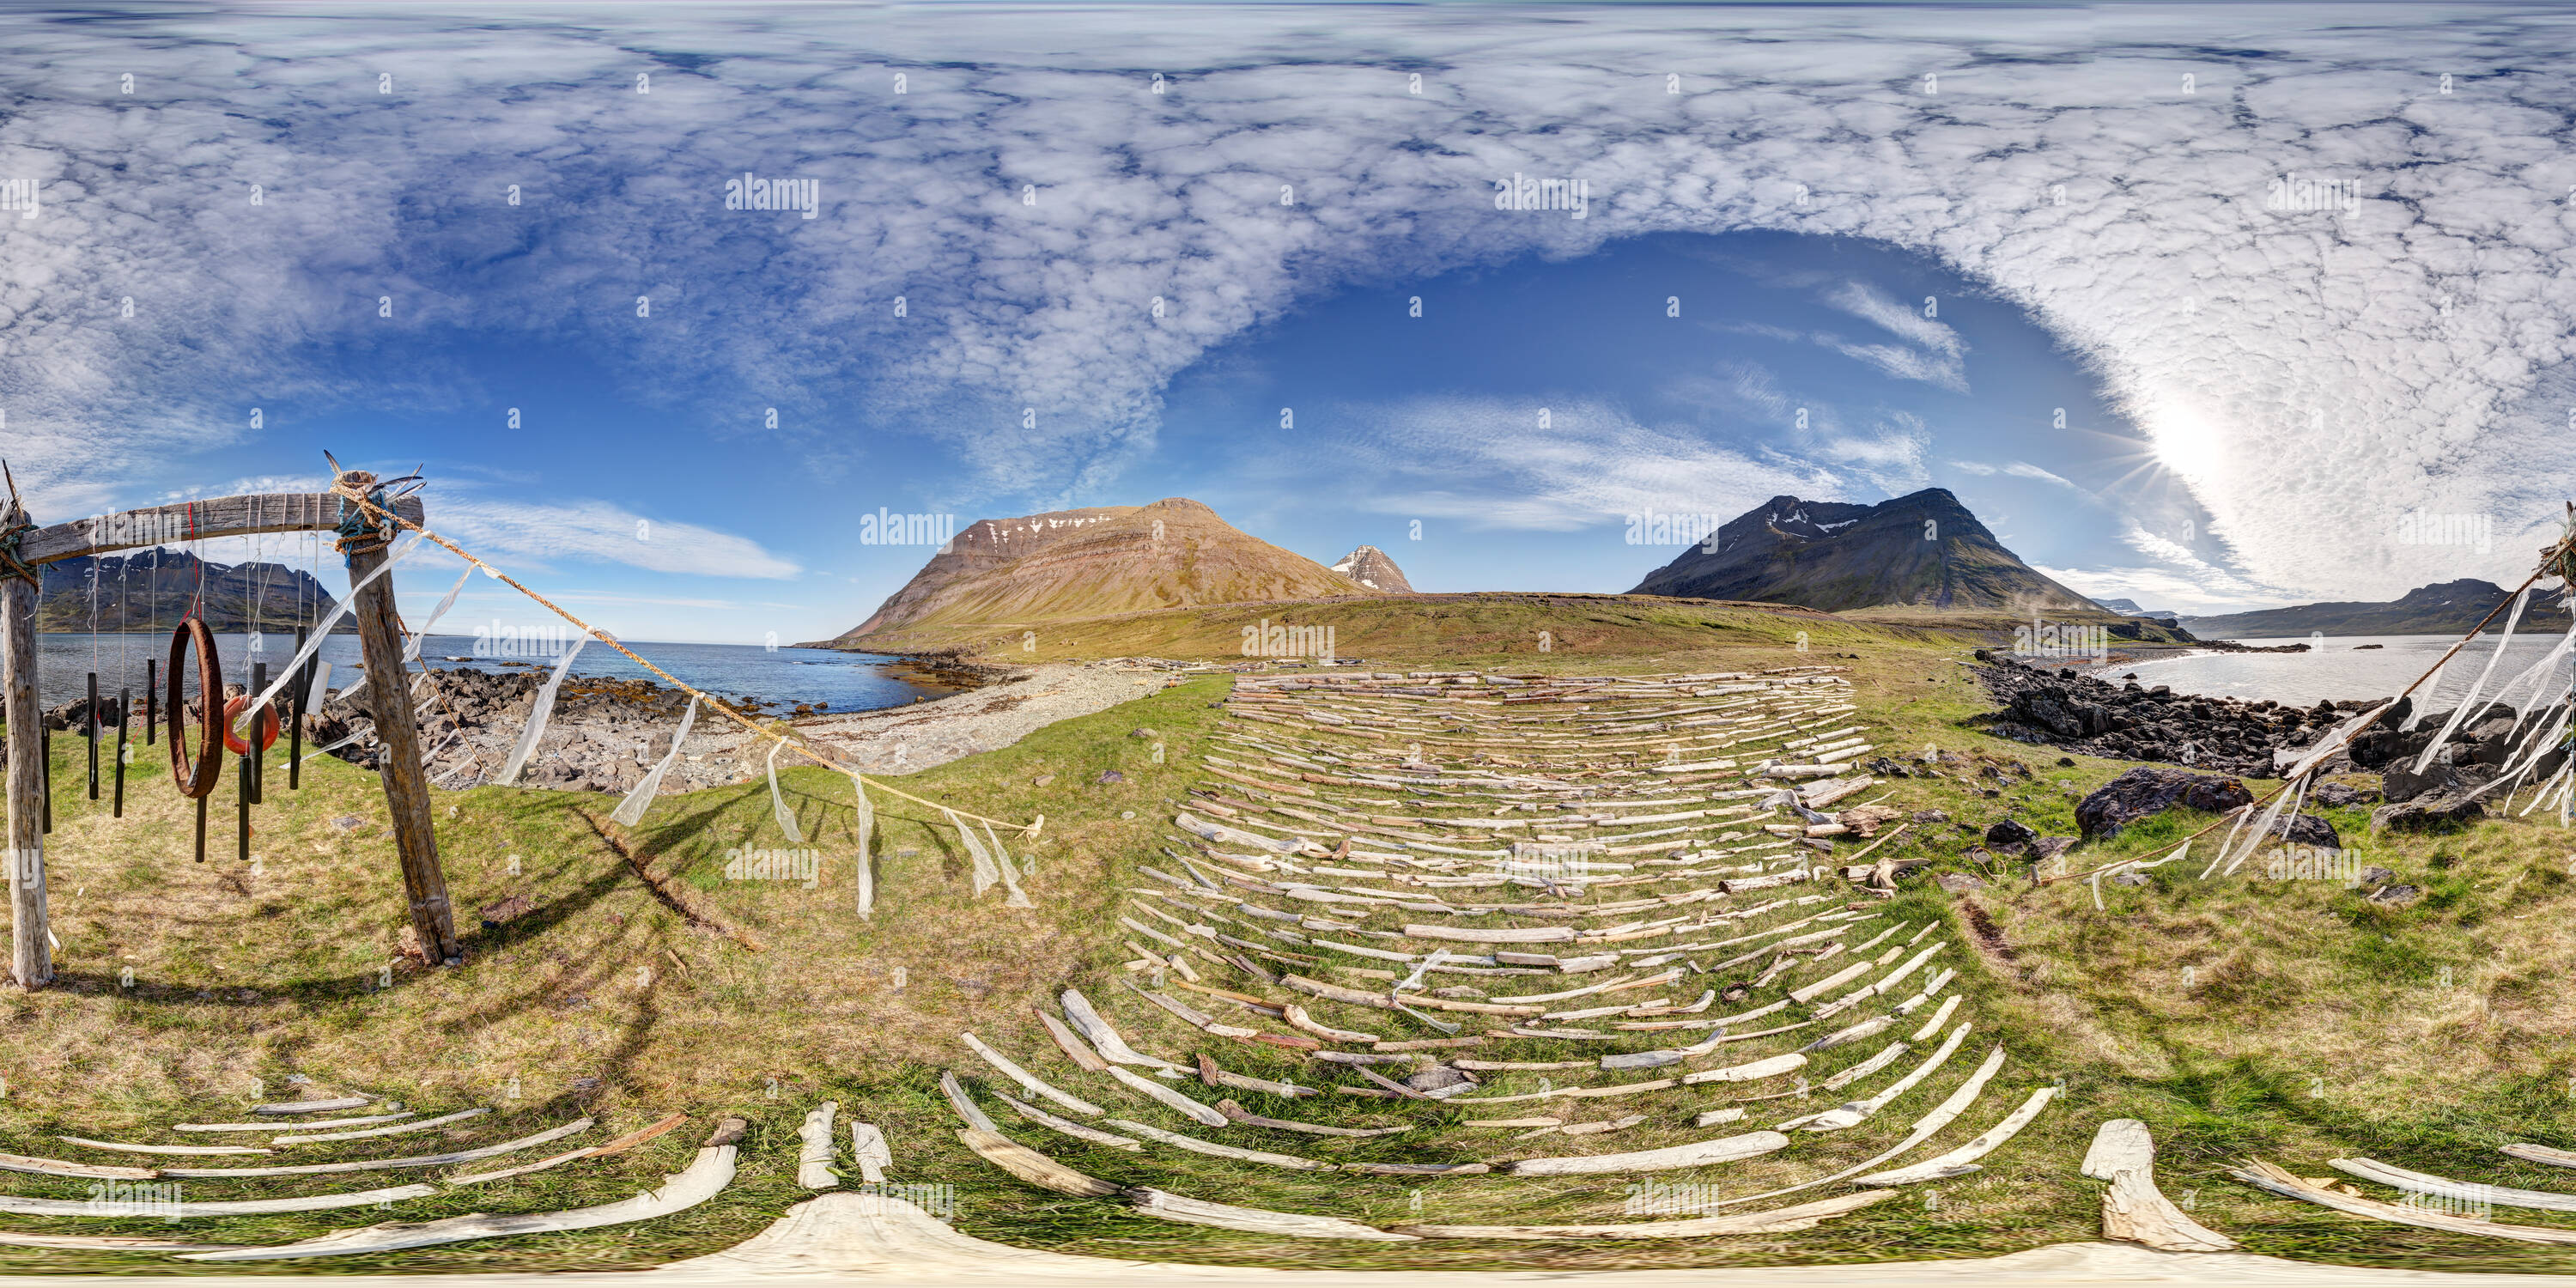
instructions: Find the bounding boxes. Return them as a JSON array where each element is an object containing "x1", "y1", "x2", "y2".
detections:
[{"x1": 9, "y1": 4, "x2": 2574, "y2": 642}]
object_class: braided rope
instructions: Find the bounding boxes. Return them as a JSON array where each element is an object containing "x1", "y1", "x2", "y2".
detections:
[{"x1": 325, "y1": 475, "x2": 1041, "y2": 835}]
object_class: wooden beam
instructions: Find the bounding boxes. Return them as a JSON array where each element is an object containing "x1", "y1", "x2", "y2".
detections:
[
  {"x1": 337, "y1": 477, "x2": 459, "y2": 966},
  {"x1": 21, "y1": 493, "x2": 425, "y2": 566},
  {"x1": 3, "y1": 497, "x2": 48, "y2": 990}
]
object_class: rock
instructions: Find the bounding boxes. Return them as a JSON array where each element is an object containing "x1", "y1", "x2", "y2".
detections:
[
  {"x1": 2057, "y1": 756, "x2": 2076, "y2": 767},
  {"x1": 2313, "y1": 781, "x2": 2378, "y2": 807},
  {"x1": 2371, "y1": 793, "x2": 2486, "y2": 834},
  {"x1": 1984, "y1": 818, "x2": 2038, "y2": 848},
  {"x1": 1132, "y1": 727, "x2": 1158, "y2": 738},
  {"x1": 331, "y1": 815, "x2": 367, "y2": 830},
  {"x1": 2030, "y1": 836, "x2": 2079, "y2": 863},
  {"x1": 2110, "y1": 870, "x2": 2150, "y2": 888},
  {"x1": 2358, "y1": 866, "x2": 2397, "y2": 887},
  {"x1": 2366, "y1": 884, "x2": 2423, "y2": 907},
  {"x1": 2265, "y1": 813, "x2": 2341, "y2": 849},
  {"x1": 1097, "y1": 769, "x2": 1125, "y2": 784},
  {"x1": 2074, "y1": 767, "x2": 2254, "y2": 840},
  {"x1": 1911, "y1": 809, "x2": 1949, "y2": 825},
  {"x1": 2380, "y1": 762, "x2": 2467, "y2": 804},
  {"x1": 1032, "y1": 773, "x2": 1056, "y2": 787},
  {"x1": 481, "y1": 895, "x2": 533, "y2": 924},
  {"x1": 1404, "y1": 1065, "x2": 1476, "y2": 1092},
  {"x1": 1837, "y1": 805, "x2": 1905, "y2": 836},
  {"x1": 1935, "y1": 872, "x2": 1986, "y2": 893}
]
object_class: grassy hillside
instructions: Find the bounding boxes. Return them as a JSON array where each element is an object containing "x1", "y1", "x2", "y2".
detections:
[{"x1": 3, "y1": 606, "x2": 2574, "y2": 1274}]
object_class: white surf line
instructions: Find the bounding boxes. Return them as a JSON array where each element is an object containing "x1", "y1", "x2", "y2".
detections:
[
  {"x1": 160, "y1": 1120, "x2": 596, "y2": 1179},
  {"x1": 272, "y1": 1106, "x2": 489, "y2": 1145},
  {"x1": 179, "y1": 1121, "x2": 744, "y2": 1261}
]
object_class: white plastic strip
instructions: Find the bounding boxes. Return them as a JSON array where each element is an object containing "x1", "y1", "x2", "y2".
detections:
[
  {"x1": 243, "y1": 533, "x2": 423, "y2": 720},
  {"x1": 767, "y1": 740, "x2": 805, "y2": 844},
  {"x1": 610, "y1": 695, "x2": 698, "y2": 827},
  {"x1": 951, "y1": 807, "x2": 1001, "y2": 896},
  {"x1": 2409, "y1": 588, "x2": 2530, "y2": 774},
  {"x1": 403, "y1": 564, "x2": 475, "y2": 663},
  {"x1": 499, "y1": 635, "x2": 588, "y2": 785},
  {"x1": 985, "y1": 820, "x2": 1032, "y2": 908}
]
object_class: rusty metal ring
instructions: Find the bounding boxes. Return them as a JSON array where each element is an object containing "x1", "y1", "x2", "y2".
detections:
[{"x1": 167, "y1": 618, "x2": 223, "y2": 800}]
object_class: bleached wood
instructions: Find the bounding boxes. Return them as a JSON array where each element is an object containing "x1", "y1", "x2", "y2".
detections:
[
  {"x1": 251, "y1": 1095, "x2": 381, "y2": 1115},
  {"x1": 2504, "y1": 1140, "x2": 2576, "y2": 1170},
  {"x1": 1060, "y1": 989, "x2": 1183, "y2": 1072},
  {"x1": 2, "y1": 1182, "x2": 437, "y2": 1218},
  {"x1": 1126, "y1": 1187, "x2": 1419, "y2": 1242},
  {"x1": 182, "y1": 1139, "x2": 738, "y2": 1260},
  {"x1": 3, "y1": 544, "x2": 46, "y2": 989},
  {"x1": 652, "y1": 1191, "x2": 1149, "y2": 1278},
  {"x1": 1106, "y1": 1118, "x2": 1334, "y2": 1171},
  {"x1": 0, "y1": 1151, "x2": 156, "y2": 1181},
  {"x1": 2081, "y1": 1119, "x2": 2237, "y2": 1252},
  {"x1": 274, "y1": 1106, "x2": 488, "y2": 1144},
  {"x1": 956, "y1": 1128, "x2": 1121, "y2": 1198},
  {"x1": 56, "y1": 1136, "x2": 269, "y2": 1157},
  {"x1": 0, "y1": 1231, "x2": 243, "y2": 1252},
  {"x1": 1036, "y1": 1009, "x2": 1112, "y2": 1072},
  {"x1": 447, "y1": 1115, "x2": 681, "y2": 1187},
  {"x1": 1216, "y1": 1099, "x2": 1409, "y2": 1139},
  {"x1": 963, "y1": 1031, "x2": 1106, "y2": 1116},
  {"x1": 798, "y1": 1101, "x2": 841, "y2": 1189},
  {"x1": 2334, "y1": 1157, "x2": 2576, "y2": 1213},
  {"x1": 939, "y1": 1071, "x2": 1001, "y2": 1133},
  {"x1": 1505, "y1": 1129, "x2": 1789, "y2": 1176},
  {"x1": 165, "y1": 1118, "x2": 595, "y2": 1179},
  {"x1": 175, "y1": 1110, "x2": 413, "y2": 1133},
  {"x1": 2231, "y1": 1158, "x2": 2576, "y2": 1245},
  {"x1": 992, "y1": 1091, "x2": 1142, "y2": 1151},
  {"x1": 21, "y1": 493, "x2": 424, "y2": 564},
  {"x1": 1103, "y1": 1066, "x2": 1230, "y2": 1128},
  {"x1": 1397, "y1": 1188, "x2": 1896, "y2": 1240},
  {"x1": 1850, "y1": 1085, "x2": 2059, "y2": 1185}
]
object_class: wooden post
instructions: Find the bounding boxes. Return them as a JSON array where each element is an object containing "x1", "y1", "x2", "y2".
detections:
[
  {"x1": 3, "y1": 501, "x2": 50, "y2": 989},
  {"x1": 342, "y1": 492, "x2": 461, "y2": 966}
]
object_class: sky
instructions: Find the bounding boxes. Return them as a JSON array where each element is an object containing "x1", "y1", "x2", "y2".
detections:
[{"x1": 6, "y1": 3, "x2": 2575, "y2": 642}]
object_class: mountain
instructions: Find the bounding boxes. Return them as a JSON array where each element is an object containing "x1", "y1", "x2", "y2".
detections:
[
  {"x1": 36, "y1": 552, "x2": 346, "y2": 634},
  {"x1": 1329, "y1": 545, "x2": 1414, "y2": 593},
  {"x1": 2181, "y1": 579, "x2": 2574, "y2": 639},
  {"x1": 2096, "y1": 597, "x2": 2179, "y2": 621},
  {"x1": 814, "y1": 497, "x2": 1382, "y2": 644},
  {"x1": 1626, "y1": 489, "x2": 2099, "y2": 613}
]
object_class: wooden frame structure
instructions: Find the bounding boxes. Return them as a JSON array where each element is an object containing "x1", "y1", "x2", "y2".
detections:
[{"x1": 3, "y1": 479, "x2": 453, "y2": 990}]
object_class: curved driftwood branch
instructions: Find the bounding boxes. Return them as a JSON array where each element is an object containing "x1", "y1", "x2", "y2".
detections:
[
  {"x1": 273, "y1": 1106, "x2": 489, "y2": 1145},
  {"x1": 2, "y1": 1182, "x2": 437, "y2": 1218},
  {"x1": 1125, "y1": 1187, "x2": 1418, "y2": 1242},
  {"x1": 1397, "y1": 1189, "x2": 1896, "y2": 1240},
  {"x1": 161, "y1": 1120, "x2": 594, "y2": 1179},
  {"x1": 2085, "y1": 1119, "x2": 2236, "y2": 1252},
  {"x1": 955, "y1": 1129, "x2": 1121, "y2": 1198},
  {"x1": 1851, "y1": 1085, "x2": 2058, "y2": 1185}
]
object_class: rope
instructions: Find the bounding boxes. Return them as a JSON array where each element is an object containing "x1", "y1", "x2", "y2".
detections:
[
  {"x1": 0, "y1": 519, "x2": 35, "y2": 586},
  {"x1": 327, "y1": 477, "x2": 1040, "y2": 835}
]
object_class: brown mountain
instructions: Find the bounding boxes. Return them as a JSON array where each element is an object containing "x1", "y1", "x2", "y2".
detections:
[
  {"x1": 1329, "y1": 545, "x2": 1415, "y2": 593},
  {"x1": 812, "y1": 497, "x2": 1382, "y2": 645},
  {"x1": 2181, "y1": 579, "x2": 2574, "y2": 638},
  {"x1": 1627, "y1": 489, "x2": 2099, "y2": 613}
]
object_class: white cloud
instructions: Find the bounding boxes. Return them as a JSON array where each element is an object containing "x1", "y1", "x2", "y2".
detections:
[
  {"x1": 431, "y1": 498, "x2": 802, "y2": 580},
  {"x1": 2, "y1": 5, "x2": 2573, "y2": 604}
]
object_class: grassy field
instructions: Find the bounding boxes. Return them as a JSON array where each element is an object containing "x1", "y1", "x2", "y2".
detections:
[{"x1": 3, "y1": 598, "x2": 2573, "y2": 1274}]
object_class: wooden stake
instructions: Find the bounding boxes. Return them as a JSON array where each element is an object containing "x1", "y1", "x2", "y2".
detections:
[
  {"x1": 2, "y1": 521, "x2": 49, "y2": 988},
  {"x1": 287, "y1": 627, "x2": 308, "y2": 789},
  {"x1": 112, "y1": 689, "x2": 128, "y2": 818},
  {"x1": 86, "y1": 672, "x2": 98, "y2": 800},
  {"x1": 144, "y1": 658, "x2": 156, "y2": 745},
  {"x1": 341, "y1": 489, "x2": 460, "y2": 966}
]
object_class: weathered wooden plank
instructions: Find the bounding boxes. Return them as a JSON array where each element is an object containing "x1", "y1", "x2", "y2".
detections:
[
  {"x1": 1850, "y1": 1085, "x2": 2059, "y2": 1185},
  {"x1": 1504, "y1": 1129, "x2": 1789, "y2": 1176},
  {"x1": 162, "y1": 1119, "x2": 593, "y2": 1179},
  {"x1": 274, "y1": 1106, "x2": 487, "y2": 1145},
  {"x1": 340, "y1": 493, "x2": 460, "y2": 968},
  {"x1": 21, "y1": 493, "x2": 424, "y2": 565},
  {"x1": 1397, "y1": 1189, "x2": 1896, "y2": 1240},
  {"x1": 1125, "y1": 1188, "x2": 1418, "y2": 1241},
  {"x1": 175, "y1": 1110, "x2": 412, "y2": 1133},
  {"x1": 0, "y1": 1151, "x2": 156, "y2": 1181},
  {"x1": 2084, "y1": 1119, "x2": 2237, "y2": 1252},
  {"x1": 2231, "y1": 1158, "x2": 2576, "y2": 1245},
  {"x1": 252, "y1": 1094, "x2": 382, "y2": 1116},
  {"x1": 954, "y1": 1129, "x2": 1121, "y2": 1198},
  {"x1": 57, "y1": 1137, "x2": 270, "y2": 1157},
  {"x1": 1, "y1": 1182, "x2": 437, "y2": 1218},
  {"x1": 3, "y1": 526, "x2": 48, "y2": 989},
  {"x1": 797, "y1": 1101, "x2": 840, "y2": 1189},
  {"x1": 1104, "y1": 1118, "x2": 1334, "y2": 1171},
  {"x1": 961, "y1": 1032, "x2": 1104, "y2": 1117}
]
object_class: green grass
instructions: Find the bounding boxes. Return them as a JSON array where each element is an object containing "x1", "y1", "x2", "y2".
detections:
[{"x1": 3, "y1": 615, "x2": 2575, "y2": 1274}]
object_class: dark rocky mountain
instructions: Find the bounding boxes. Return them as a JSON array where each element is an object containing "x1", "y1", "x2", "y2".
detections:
[
  {"x1": 1328, "y1": 544, "x2": 1414, "y2": 593},
  {"x1": 2182, "y1": 579, "x2": 2573, "y2": 638},
  {"x1": 36, "y1": 552, "x2": 345, "y2": 634},
  {"x1": 1627, "y1": 488, "x2": 2099, "y2": 612}
]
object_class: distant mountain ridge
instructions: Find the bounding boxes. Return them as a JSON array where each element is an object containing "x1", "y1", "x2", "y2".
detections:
[
  {"x1": 2095, "y1": 597, "x2": 2180, "y2": 621},
  {"x1": 1627, "y1": 488, "x2": 2099, "y2": 613},
  {"x1": 1330, "y1": 545, "x2": 1414, "y2": 593},
  {"x1": 36, "y1": 552, "x2": 345, "y2": 634},
  {"x1": 813, "y1": 497, "x2": 1382, "y2": 645},
  {"x1": 2183, "y1": 578, "x2": 2574, "y2": 638}
]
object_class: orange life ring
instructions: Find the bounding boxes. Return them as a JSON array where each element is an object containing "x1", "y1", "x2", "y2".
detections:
[{"x1": 223, "y1": 696, "x2": 281, "y2": 755}]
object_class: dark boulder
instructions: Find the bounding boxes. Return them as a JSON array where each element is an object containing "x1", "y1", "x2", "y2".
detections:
[
  {"x1": 1984, "y1": 818, "x2": 2038, "y2": 848},
  {"x1": 2265, "y1": 813, "x2": 2341, "y2": 850},
  {"x1": 2312, "y1": 781, "x2": 2378, "y2": 808},
  {"x1": 2074, "y1": 767, "x2": 2254, "y2": 840},
  {"x1": 2370, "y1": 793, "x2": 2485, "y2": 834}
]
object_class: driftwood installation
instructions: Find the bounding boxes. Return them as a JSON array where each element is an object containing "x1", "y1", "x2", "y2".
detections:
[
  {"x1": 954, "y1": 1129, "x2": 1122, "y2": 1197},
  {"x1": 3, "y1": 485, "x2": 433, "y2": 988},
  {"x1": 273, "y1": 1105, "x2": 489, "y2": 1144},
  {"x1": 161, "y1": 1119, "x2": 596, "y2": 1180},
  {"x1": 798, "y1": 1102, "x2": 841, "y2": 1188},
  {"x1": 250, "y1": 1094, "x2": 383, "y2": 1115},
  {"x1": 2331, "y1": 1157, "x2": 2576, "y2": 1213},
  {"x1": 174, "y1": 1110, "x2": 415, "y2": 1133},
  {"x1": 1850, "y1": 1085, "x2": 2060, "y2": 1185},
  {"x1": 2229, "y1": 1157, "x2": 2576, "y2": 1245},
  {"x1": 55, "y1": 1136, "x2": 270, "y2": 1157},
  {"x1": 0, "y1": 1182, "x2": 439, "y2": 1218},
  {"x1": 1395, "y1": 1189, "x2": 1898, "y2": 1241},
  {"x1": 2082, "y1": 1119, "x2": 2236, "y2": 1252},
  {"x1": 179, "y1": 1118, "x2": 747, "y2": 1261},
  {"x1": 1124, "y1": 1188, "x2": 1419, "y2": 1242},
  {"x1": 448, "y1": 1113, "x2": 686, "y2": 1186}
]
